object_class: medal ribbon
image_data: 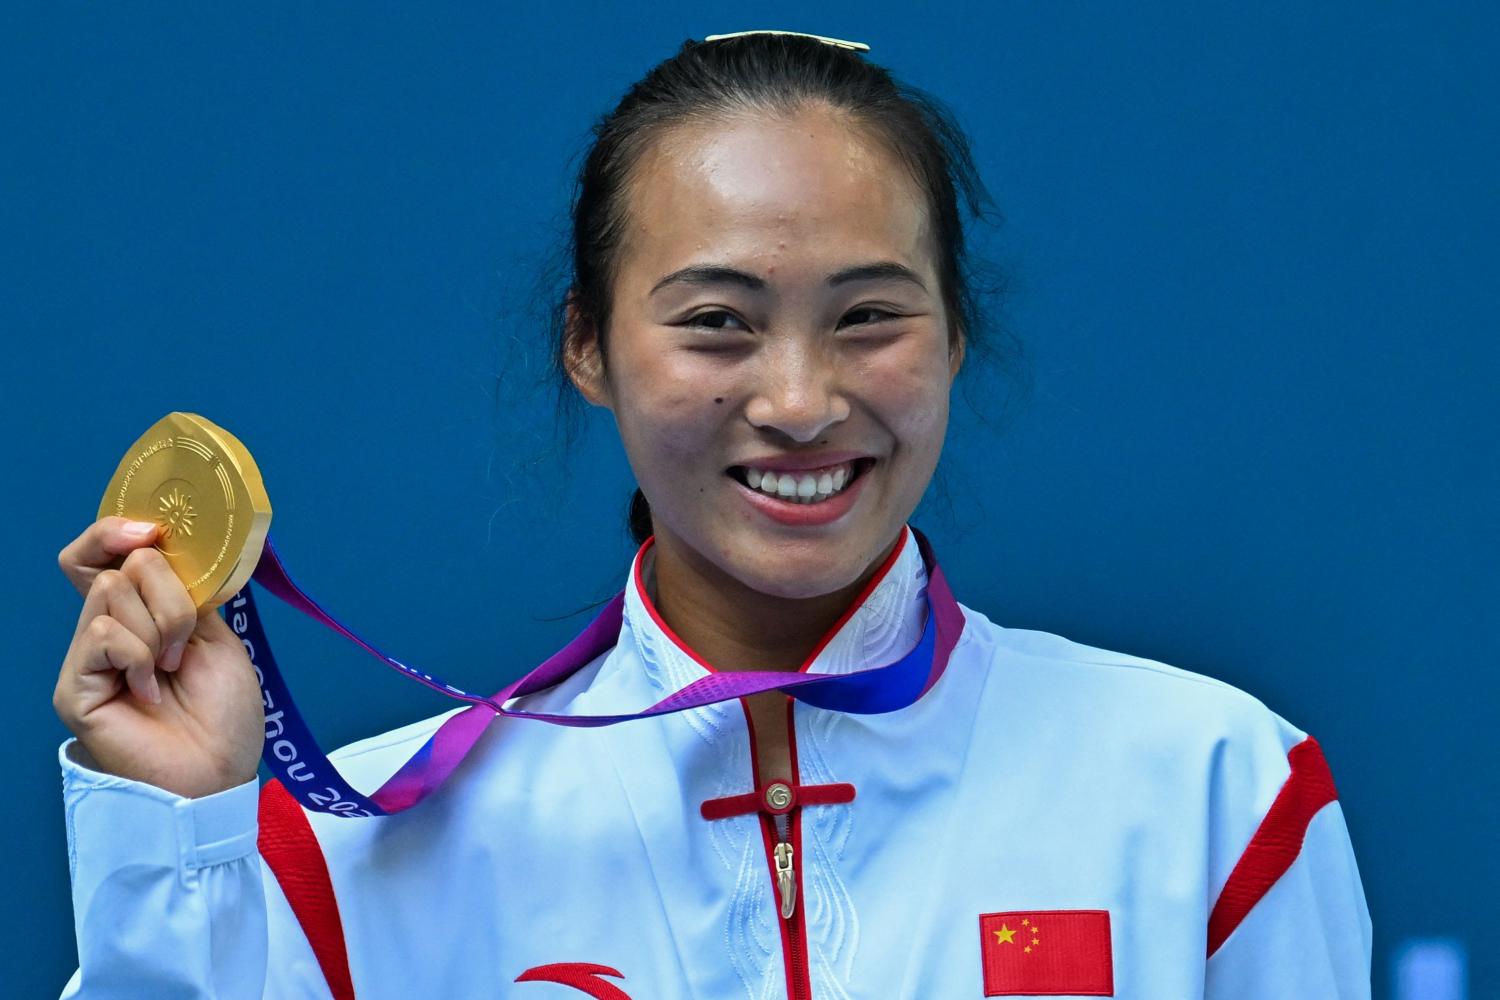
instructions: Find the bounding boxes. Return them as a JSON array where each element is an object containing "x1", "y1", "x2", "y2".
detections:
[{"x1": 231, "y1": 527, "x2": 964, "y2": 817}]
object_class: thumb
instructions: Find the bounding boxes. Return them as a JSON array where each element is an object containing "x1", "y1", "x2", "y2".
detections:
[
  {"x1": 195, "y1": 605, "x2": 242, "y2": 647},
  {"x1": 59, "y1": 518, "x2": 162, "y2": 598}
]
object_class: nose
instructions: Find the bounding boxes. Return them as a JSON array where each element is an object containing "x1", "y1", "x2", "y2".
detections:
[{"x1": 744, "y1": 338, "x2": 851, "y2": 443}]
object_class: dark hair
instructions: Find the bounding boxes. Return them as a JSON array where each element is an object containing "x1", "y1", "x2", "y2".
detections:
[{"x1": 544, "y1": 33, "x2": 1021, "y2": 547}]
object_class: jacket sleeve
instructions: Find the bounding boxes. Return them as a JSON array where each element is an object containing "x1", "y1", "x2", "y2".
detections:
[
  {"x1": 1203, "y1": 726, "x2": 1373, "y2": 999},
  {"x1": 56, "y1": 739, "x2": 333, "y2": 999}
]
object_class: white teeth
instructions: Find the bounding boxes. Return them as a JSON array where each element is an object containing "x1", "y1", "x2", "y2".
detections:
[{"x1": 738, "y1": 460, "x2": 862, "y2": 504}]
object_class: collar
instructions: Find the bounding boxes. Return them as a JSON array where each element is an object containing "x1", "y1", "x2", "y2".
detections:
[{"x1": 622, "y1": 525, "x2": 930, "y2": 697}]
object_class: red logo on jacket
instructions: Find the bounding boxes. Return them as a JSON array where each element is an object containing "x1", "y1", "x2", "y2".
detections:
[{"x1": 515, "y1": 962, "x2": 633, "y2": 999}]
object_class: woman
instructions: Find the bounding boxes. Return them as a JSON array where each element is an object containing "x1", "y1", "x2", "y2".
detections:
[{"x1": 52, "y1": 31, "x2": 1370, "y2": 998}]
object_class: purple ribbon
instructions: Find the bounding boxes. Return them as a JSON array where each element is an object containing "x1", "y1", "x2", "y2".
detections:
[{"x1": 228, "y1": 528, "x2": 965, "y2": 816}]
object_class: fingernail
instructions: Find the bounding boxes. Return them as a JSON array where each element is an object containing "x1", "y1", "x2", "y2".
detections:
[
  {"x1": 164, "y1": 642, "x2": 184, "y2": 672},
  {"x1": 124, "y1": 521, "x2": 157, "y2": 537},
  {"x1": 145, "y1": 675, "x2": 162, "y2": 705}
]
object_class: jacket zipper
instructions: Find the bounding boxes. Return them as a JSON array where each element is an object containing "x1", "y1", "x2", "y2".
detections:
[
  {"x1": 772, "y1": 696, "x2": 812, "y2": 1000},
  {"x1": 773, "y1": 812, "x2": 797, "y2": 919},
  {"x1": 767, "y1": 807, "x2": 810, "y2": 1000},
  {"x1": 742, "y1": 696, "x2": 813, "y2": 999}
]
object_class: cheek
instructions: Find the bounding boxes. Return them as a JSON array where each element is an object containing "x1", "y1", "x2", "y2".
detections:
[
  {"x1": 862, "y1": 348, "x2": 953, "y2": 440},
  {"x1": 615, "y1": 360, "x2": 728, "y2": 461}
]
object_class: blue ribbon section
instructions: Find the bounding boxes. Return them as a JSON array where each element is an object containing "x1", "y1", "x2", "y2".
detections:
[
  {"x1": 789, "y1": 595, "x2": 937, "y2": 713},
  {"x1": 226, "y1": 583, "x2": 386, "y2": 817}
]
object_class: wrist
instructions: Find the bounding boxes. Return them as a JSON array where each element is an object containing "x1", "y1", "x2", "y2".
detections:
[{"x1": 69, "y1": 738, "x2": 258, "y2": 800}]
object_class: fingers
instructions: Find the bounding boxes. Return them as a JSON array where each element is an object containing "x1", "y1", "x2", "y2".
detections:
[
  {"x1": 119, "y1": 547, "x2": 197, "y2": 673},
  {"x1": 74, "y1": 568, "x2": 164, "y2": 698},
  {"x1": 65, "y1": 549, "x2": 195, "y2": 712},
  {"x1": 75, "y1": 613, "x2": 159, "y2": 706},
  {"x1": 58, "y1": 517, "x2": 160, "y2": 598}
]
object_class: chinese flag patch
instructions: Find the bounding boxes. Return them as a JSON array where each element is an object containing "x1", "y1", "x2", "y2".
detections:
[{"x1": 978, "y1": 910, "x2": 1113, "y2": 996}]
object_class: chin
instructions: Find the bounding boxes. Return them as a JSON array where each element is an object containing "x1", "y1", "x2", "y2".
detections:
[
  {"x1": 740, "y1": 573, "x2": 847, "y2": 602},
  {"x1": 720, "y1": 542, "x2": 871, "y2": 602}
]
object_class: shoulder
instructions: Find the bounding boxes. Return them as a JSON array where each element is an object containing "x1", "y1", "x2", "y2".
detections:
[
  {"x1": 316, "y1": 707, "x2": 468, "y2": 795},
  {"x1": 268, "y1": 644, "x2": 616, "y2": 815},
  {"x1": 957, "y1": 603, "x2": 1302, "y2": 724},
  {"x1": 298, "y1": 651, "x2": 611, "y2": 797},
  {"x1": 954, "y1": 605, "x2": 1348, "y2": 907},
  {"x1": 954, "y1": 603, "x2": 1323, "y2": 794}
]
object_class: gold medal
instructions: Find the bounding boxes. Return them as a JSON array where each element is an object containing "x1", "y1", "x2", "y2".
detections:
[{"x1": 98, "y1": 412, "x2": 272, "y2": 611}]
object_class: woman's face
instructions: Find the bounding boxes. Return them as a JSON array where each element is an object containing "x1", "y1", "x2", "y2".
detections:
[{"x1": 570, "y1": 103, "x2": 962, "y2": 600}]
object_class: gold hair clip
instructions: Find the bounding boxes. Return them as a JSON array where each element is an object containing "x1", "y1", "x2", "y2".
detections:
[{"x1": 702, "y1": 30, "x2": 870, "y2": 52}]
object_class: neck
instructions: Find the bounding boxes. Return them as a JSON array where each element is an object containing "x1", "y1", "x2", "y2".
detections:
[{"x1": 646, "y1": 529, "x2": 905, "y2": 673}]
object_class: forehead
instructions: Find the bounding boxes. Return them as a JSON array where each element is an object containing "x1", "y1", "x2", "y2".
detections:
[{"x1": 620, "y1": 105, "x2": 933, "y2": 279}]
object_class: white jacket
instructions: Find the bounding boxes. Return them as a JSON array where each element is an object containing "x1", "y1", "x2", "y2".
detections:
[{"x1": 59, "y1": 525, "x2": 1371, "y2": 998}]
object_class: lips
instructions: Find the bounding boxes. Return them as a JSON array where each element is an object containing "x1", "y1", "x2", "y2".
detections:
[{"x1": 725, "y1": 458, "x2": 876, "y2": 526}]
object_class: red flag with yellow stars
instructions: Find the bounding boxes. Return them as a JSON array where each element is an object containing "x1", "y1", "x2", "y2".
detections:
[{"x1": 978, "y1": 909, "x2": 1113, "y2": 996}]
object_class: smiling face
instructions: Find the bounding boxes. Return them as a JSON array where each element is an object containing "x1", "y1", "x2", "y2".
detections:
[{"x1": 568, "y1": 102, "x2": 963, "y2": 600}]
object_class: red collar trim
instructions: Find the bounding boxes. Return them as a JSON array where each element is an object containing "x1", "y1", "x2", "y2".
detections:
[{"x1": 629, "y1": 527, "x2": 912, "y2": 675}]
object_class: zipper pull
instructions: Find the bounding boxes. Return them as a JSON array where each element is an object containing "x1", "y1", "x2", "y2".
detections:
[{"x1": 774, "y1": 841, "x2": 797, "y2": 919}]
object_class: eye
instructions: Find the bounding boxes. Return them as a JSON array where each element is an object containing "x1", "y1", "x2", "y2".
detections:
[
  {"x1": 682, "y1": 310, "x2": 749, "y2": 332},
  {"x1": 840, "y1": 306, "x2": 899, "y2": 328}
]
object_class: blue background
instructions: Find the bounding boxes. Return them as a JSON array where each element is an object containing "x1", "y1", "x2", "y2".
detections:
[{"x1": 3, "y1": 4, "x2": 1494, "y2": 997}]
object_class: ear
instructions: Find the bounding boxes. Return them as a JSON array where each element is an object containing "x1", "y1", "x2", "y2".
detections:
[
  {"x1": 564, "y1": 296, "x2": 612, "y2": 409},
  {"x1": 948, "y1": 323, "x2": 966, "y2": 381}
]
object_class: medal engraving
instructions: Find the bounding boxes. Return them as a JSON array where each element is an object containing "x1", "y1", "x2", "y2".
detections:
[
  {"x1": 156, "y1": 484, "x2": 198, "y2": 538},
  {"x1": 99, "y1": 413, "x2": 272, "y2": 610}
]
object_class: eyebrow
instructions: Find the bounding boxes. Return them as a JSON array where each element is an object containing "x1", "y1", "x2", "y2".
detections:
[{"x1": 649, "y1": 260, "x2": 928, "y2": 296}]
